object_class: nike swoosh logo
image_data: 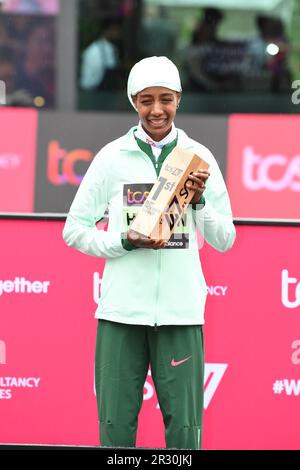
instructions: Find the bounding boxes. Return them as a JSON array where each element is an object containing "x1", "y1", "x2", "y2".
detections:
[{"x1": 171, "y1": 355, "x2": 192, "y2": 367}]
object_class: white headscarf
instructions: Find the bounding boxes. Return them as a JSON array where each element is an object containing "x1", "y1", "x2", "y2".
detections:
[{"x1": 127, "y1": 56, "x2": 182, "y2": 109}]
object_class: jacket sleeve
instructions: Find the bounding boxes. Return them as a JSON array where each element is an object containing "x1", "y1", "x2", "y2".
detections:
[
  {"x1": 192, "y1": 153, "x2": 236, "y2": 253},
  {"x1": 62, "y1": 150, "x2": 129, "y2": 259}
]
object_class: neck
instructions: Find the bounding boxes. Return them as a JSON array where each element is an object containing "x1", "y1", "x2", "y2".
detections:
[{"x1": 137, "y1": 122, "x2": 176, "y2": 148}]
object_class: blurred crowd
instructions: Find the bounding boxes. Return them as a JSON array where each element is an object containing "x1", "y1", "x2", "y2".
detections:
[
  {"x1": 0, "y1": 11, "x2": 55, "y2": 107},
  {"x1": 0, "y1": 1, "x2": 293, "y2": 110},
  {"x1": 184, "y1": 8, "x2": 291, "y2": 93},
  {"x1": 79, "y1": 6, "x2": 292, "y2": 95}
]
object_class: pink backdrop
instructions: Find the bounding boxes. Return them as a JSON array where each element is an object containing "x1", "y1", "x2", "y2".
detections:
[
  {"x1": 0, "y1": 109, "x2": 37, "y2": 212},
  {"x1": 227, "y1": 114, "x2": 300, "y2": 220},
  {"x1": 0, "y1": 220, "x2": 299, "y2": 449}
]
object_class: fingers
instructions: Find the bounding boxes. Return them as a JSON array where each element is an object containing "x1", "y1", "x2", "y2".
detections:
[
  {"x1": 186, "y1": 179, "x2": 205, "y2": 191},
  {"x1": 192, "y1": 170, "x2": 210, "y2": 180},
  {"x1": 186, "y1": 170, "x2": 210, "y2": 192},
  {"x1": 127, "y1": 229, "x2": 167, "y2": 249},
  {"x1": 141, "y1": 238, "x2": 168, "y2": 249},
  {"x1": 127, "y1": 229, "x2": 145, "y2": 246},
  {"x1": 128, "y1": 230, "x2": 153, "y2": 247},
  {"x1": 188, "y1": 171, "x2": 210, "y2": 184},
  {"x1": 150, "y1": 239, "x2": 168, "y2": 250}
]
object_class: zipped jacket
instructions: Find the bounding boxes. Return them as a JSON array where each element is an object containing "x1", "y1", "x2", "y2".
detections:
[{"x1": 63, "y1": 126, "x2": 236, "y2": 326}]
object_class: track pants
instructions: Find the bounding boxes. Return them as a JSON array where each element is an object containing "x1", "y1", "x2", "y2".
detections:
[{"x1": 95, "y1": 319, "x2": 204, "y2": 449}]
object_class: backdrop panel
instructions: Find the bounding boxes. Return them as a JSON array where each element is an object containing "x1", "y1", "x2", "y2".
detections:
[
  {"x1": 35, "y1": 112, "x2": 228, "y2": 213},
  {"x1": 0, "y1": 108, "x2": 38, "y2": 213},
  {"x1": 227, "y1": 114, "x2": 300, "y2": 220},
  {"x1": 0, "y1": 220, "x2": 299, "y2": 449}
]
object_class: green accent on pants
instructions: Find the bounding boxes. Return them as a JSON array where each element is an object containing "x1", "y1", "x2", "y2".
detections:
[{"x1": 95, "y1": 320, "x2": 204, "y2": 449}]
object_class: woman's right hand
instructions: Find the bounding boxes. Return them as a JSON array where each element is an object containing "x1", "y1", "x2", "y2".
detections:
[{"x1": 127, "y1": 229, "x2": 167, "y2": 250}]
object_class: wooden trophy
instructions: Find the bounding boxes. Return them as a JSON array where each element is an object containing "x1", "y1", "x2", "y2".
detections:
[{"x1": 130, "y1": 146, "x2": 209, "y2": 241}]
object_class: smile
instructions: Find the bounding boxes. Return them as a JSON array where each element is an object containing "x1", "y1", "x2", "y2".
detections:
[{"x1": 149, "y1": 119, "x2": 167, "y2": 126}]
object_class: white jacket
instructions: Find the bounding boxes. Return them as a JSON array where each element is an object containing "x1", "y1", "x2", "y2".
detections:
[{"x1": 63, "y1": 126, "x2": 236, "y2": 326}]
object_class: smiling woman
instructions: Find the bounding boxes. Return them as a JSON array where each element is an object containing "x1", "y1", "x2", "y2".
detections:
[
  {"x1": 132, "y1": 87, "x2": 180, "y2": 142},
  {"x1": 63, "y1": 55, "x2": 236, "y2": 450},
  {"x1": 127, "y1": 56, "x2": 182, "y2": 144}
]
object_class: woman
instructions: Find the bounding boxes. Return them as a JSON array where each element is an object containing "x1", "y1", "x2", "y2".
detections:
[{"x1": 63, "y1": 56, "x2": 236, "y2": 449}]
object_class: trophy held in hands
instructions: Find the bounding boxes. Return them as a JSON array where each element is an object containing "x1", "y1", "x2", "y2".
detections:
[{"x1": 130, "y1": 146, "x2": 209, "y2": 242}]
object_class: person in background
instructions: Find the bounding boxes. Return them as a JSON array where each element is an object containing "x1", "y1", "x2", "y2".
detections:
[
  {"x1": 139, "y1": 6, "x2": 176, "y2": 59},
  {"x1": 185, "y1": 8, "x2": 225, "y2": 91},
  {"x1": 63, "y1": 56, "x2": 236, "y2": 449},
  {"x1": 80, "y1": 17, "x2": 122, "y2": 91},
  {"x1": 191, "y1": 7, "x2": 223, "y2": 46},
  {"x1": 243, "y1": 15, "x2": 291, "y2": 92},
  {"x1": 0, "y1": 45, "x2": 32, "y2": 105},
  {"x1": 0, "y1": 17, "x2": 10, "y2": 46},
  {"x1": 0, "y1": 45, "x2": 16, "y2": 103},
  {"x1": 15, "y1": 20, "x2": 55, "y2": 106}
]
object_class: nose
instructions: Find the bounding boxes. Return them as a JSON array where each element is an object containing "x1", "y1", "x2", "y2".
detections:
[{"x1": 151, "y1": 100, "x2": 164, "y2": 116}]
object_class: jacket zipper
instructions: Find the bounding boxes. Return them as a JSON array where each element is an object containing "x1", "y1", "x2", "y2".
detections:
[
  {"x1": 153, "y1": 157, "x2": 162, "y2": 330},
  {"x1": 140, "y1": 149, "x2": 163, "y2": 330},
  {"x1": 153, "y1": 249, "x2": 162, "y2": 331}
]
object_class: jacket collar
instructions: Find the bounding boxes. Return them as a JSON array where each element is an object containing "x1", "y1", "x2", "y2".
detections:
[{"x1": 120, "y1": 126, "x2": 194, "y2": 152}]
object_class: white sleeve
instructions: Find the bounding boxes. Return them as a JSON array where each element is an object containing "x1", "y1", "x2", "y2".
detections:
[
  {"x1": 62, "y1": 151, "x2": 129, "y2": 259},
  {"x1": 193, "y1": 154, "x2": 236, "y2": 253}
]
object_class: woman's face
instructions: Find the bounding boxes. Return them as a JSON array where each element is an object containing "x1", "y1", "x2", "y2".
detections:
[{"x1": 133, "y1": 86, "x2": 181, "y2": 141}]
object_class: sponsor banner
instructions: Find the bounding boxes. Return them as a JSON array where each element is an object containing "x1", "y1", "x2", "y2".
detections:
[
  {"x1": 0, "y1": 108, "x2": 227, "y2": 214},
  {"x1": 0, "y1": 219, "x2": 100, "y2": 445},
  {"x1": 227, "y1": 114, "x2": 300, "y2": 220},
  {"x1": 0, "y1": 108, "x2": 38, "y2": 213},
  {"x1": 201, "y1": 224, "x2": 300, "y2": 450},
  {"x1": 1, "y1": 220, "x2": 299, "y2": 449},
  {"x1": 34, "y1": 112, "x2": 137, "y2": 213}
]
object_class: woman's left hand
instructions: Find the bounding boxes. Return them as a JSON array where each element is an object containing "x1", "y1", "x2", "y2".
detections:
[{"x1": 186, "y1": 170, "x2": 210, "y2": 204}]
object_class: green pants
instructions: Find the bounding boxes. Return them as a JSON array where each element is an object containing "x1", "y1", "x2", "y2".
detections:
[{"x1": 95, "y1": 320, "x2": 204, "y2": 449}]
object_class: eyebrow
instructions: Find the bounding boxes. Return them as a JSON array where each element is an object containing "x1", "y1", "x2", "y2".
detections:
[{"x1": 139, "y1": 93, "x2": 174, "y2": 98}]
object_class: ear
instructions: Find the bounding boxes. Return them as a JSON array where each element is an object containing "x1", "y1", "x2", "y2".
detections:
[
  {"x1": 176, "y1": 92, "x2": 182, "y2": 108},
  {"x1": 132, "y1": 95, "x2": 138, "y2": 111}
]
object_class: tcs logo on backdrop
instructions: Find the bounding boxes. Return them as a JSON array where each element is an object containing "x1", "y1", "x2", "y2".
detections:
[
  {"x1": 281, "y1": 269, "x2": 300, "y2": 309},
  {"x1": 227, "y1": 115, "x2": 300, "y2": 219},
  {"x1": 47, "y1": 140, "x2": 93, "y2": 185},
  {"x1": 242, "y1": 146, "x2": 300, "y2": 191}
]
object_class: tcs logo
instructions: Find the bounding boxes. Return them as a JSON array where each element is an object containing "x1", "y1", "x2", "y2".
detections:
[
  {"x1": 0, "y1": 340, "x2": 6, "y2": 365},
  {"x1": 281, "y1": 269, "x2": 300, "y2": 309},
  {"x1": 243, "y1": 146, "x2": 300, "y2": 191},
  {"x1": 47, "y1": 140, "x2": 93, "y2": 186},
  {"x1": 127, "y1": 188, "x2": 150, "y2": 205},
  {"x1": 227, "y1": 114, "x2": 300, "y2": 218}
]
